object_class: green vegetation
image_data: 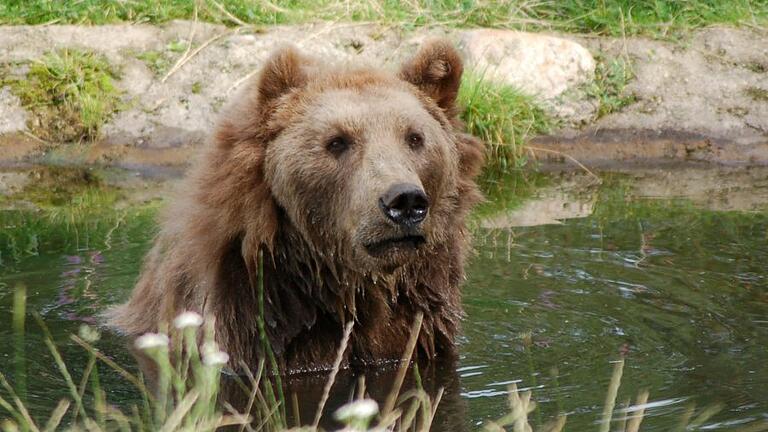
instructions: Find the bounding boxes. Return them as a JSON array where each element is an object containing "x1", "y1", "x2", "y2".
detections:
[
  {"x1": 1, "y1": 49, "x2": 122, "y2": 142},
  {"x1": 0, "y1": 304, "x2": 728, "y2": 432},
  {"x1": 588, "y1": 57, "x2": 637, "y2": 118},
  {"x1": 1, "y1": 268, "x2": 441, "y2": 431},
  {"x1": 135, "y1": 50, "x2": 172, "y2": 77},
  {"x1": 1, "y1": 0, "x2": 766, "y2": 38},
  {"x1": 135, "y1": 39, "x2": 187, "y2": 77},
  {"x1": 459, "y1": 71, "x2": 552, "y2": 175},
  {"x1": 745, "y1": 86, "x2": 768, "y2": 102}
]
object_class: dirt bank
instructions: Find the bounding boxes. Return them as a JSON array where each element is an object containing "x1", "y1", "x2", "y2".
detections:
[
  {"x1": 1, "y1": 22, "x2": 767, "y2": 176},
  {"x1": 535, "y1": 27, "x2": 768, "y2": 167}
]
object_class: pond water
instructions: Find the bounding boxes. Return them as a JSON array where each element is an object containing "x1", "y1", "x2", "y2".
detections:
[{"x1": 1, "y1": 167, "x2": 767, "y2": 431}]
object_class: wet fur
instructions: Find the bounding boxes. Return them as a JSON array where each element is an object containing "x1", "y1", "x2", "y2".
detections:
[{"x1": 108, "y1": 40, "x2": 485, "y2": 372}]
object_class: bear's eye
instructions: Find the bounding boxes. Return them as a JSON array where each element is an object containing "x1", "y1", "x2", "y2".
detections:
[
  {"x1": 326, "y1": 135, "x2": 350, "y2": 156},
  {"x1": 407, "y1": 132, "x2": 424, "y2": 150}
]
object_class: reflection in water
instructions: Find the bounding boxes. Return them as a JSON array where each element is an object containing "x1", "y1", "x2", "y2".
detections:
[{"x1": 1, "y1": 167, "x2": 768, "y2": 430}]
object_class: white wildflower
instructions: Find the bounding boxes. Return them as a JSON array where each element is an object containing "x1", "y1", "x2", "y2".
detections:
[
  {"x1": 334, "y1": 399, "x2": 379, "y2": 424},
  {"x1": 173, "y1": 311, "x2": 203, "y2": 329},
  {"x1": 134, "y1": 333, "x2": 169, "y2": 350},
  {"x1": 203, "y1": 350, "x2": 230, "y2": 366}
]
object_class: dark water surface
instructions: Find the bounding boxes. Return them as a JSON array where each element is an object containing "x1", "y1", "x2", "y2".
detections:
[{"x1": 1, "y1": 168, "x2": 767, "y2": 430}]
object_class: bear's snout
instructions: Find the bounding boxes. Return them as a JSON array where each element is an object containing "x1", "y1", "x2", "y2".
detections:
[{"x1": 378, "y1": 183, "x2": 429, "y2": 227}]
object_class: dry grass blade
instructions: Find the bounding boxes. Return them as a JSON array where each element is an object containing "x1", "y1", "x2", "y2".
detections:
[
  {"x1": 616, "y1": 397, "x2": 631, "y2": 432},
  {"x1": 105, "y1": 405, "x2": 132, "y2": 432},
  {"x1": 43, "y1": 399, "x2": 71, "y2": 432},
  {"x1": 0, "y1": 377, "x2": 39, "y2": 432},
  {"x1": 227, "y1": 69, "x2": 260, "y2": 95},
  {"x1": 72, "y1": 355, "x2": 97, "y2": 423},
  {"x1": 735, "y1": 421, "x2": 768, "y2": 432},
  {"x1": 687, "y1": 403, "x2": 725, "y2": 429},
  {"x1": 83, "y1": 418, "x2": 103, "y2": 432},
  {"x1": 428, "y1": 387, "x2": 445, "y2": 426},
  {"x1": 382, "y1": 311, "x2": 424, "y2": 417},
  {"x1": 312, "y1": 320, "x2": 355, "y2": 428},
  {"x1": 0, "y1": 394, "x2": 25, "y2": 428},
  {"x1": 161, "y1": 31, "x2": 231, "y2": 83},
  {"x1": 222, "y1": 402, "x2": 254, "y2": 432},
  {"x1": 163, "y1": 0, "x2": 198, "y2": 83},
  {"x1": 237, "y1": 359, "x2": 263, "y2": 432},
  {"x1": 258, "y1": 0, "x2": 289, "y2": 14},
  {"x1": 70, "y1": 335, "x2": 152, "y2": 399},
  {"x1": 253, "y1": 401, "x2": 282, "y2": 431},
  {"x1": 208, "y1": 0, "x2": 248, "y2": 26},
  {"x1": 33, "y1": 314, "x2": 88, "y2": 422},
  {"x1": 541, "y1": 415, "x2": 567, "y2": 432},
  {"x1": 526, "y1": 146, "x2": 602, "y2": 184},
  {"x1": 626, "y1": 390, "x2": 649, "y2": 432},
  {"x1": 158, "y1": 390, "x2": 199, "y2": 432},
  {"x1": 599, "y1": 359, "x2": 625, "y2": 432},
  {"x1": 291, "y1": 393, "x2": 300, "y2": 428},
  {"x1": 509, "y1": 383, "x2": 534, "y2": 432},
  {"x1": 215, "y1": 414, "x2": 253, "y2": 428}
]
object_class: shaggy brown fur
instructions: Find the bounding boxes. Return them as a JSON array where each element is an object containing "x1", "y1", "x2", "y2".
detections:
[{"x1": 108, "y1": 39, "x2": 485, "y2": 372}]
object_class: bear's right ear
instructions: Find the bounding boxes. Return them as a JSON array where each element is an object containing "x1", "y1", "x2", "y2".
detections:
[
  {"x1": 399, "y1": 39, "x2": 463, "y2": 115},
  {"x1": 256, "y1": 45, "x2": 313, "y2": 108}
]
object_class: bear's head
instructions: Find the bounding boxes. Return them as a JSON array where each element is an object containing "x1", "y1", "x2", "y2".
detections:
[{"x1": 212, "y1": 40, "x2": 484, "y2": 276}]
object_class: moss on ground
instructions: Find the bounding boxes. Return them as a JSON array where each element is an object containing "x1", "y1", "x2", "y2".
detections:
[
  {"x1": 134, "y1": 39, "x2": 187, "y2": 77},
  {"x1": 1, "y1": 49, "x2": 123, "y2": 142},
  {"x1": 745, "y1": 86, "x2": 768, "y2": 102}
]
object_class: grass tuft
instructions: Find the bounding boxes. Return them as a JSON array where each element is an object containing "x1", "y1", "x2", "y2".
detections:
[
  {"x1": 2, "y1": 49, "x2": 122, "y2": 142},
  {"x1": 459, "y1": 71, "x2": 552, "y2": 175},
  {"x1": 745, "y1": 86, "x2": 768, "y2": 102},
  {"x1": 1, "y1": 1, "x2": 766, "y2": 39},
  {"x1": 588, "y1": 57, "x2": 637, "y2": 118}
]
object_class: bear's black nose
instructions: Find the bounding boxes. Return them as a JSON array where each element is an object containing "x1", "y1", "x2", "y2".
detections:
[{"x1": 379, "y1": 183, "x2": 429, "y2": 226}]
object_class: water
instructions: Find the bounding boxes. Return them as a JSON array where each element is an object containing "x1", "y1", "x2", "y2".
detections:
[{"x1": 1, "y1": 167, "x2": 767, "y2": 430}]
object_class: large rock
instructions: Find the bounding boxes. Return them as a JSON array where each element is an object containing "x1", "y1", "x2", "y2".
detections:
[{"x1": 459, "y1": 29, "x2": 595, "y2": 99}]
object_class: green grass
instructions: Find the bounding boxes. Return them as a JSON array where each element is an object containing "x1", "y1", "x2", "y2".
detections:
[
  {"x1": 134, "y1": 39, "x2": 187, "y2": 77},
  {"x1": 588, "y1": 56, "x2": 637, "y2": 118},
  {"x1": 1, "y1": 49, "x2": 123, "y2": 142},
  {"x1": 745, "y1": 86, "x2": 768, "y2": 102},
  {"x1": 1, "y1": 0, "x2": 766, "y2": 38},
  {"x1": 459, "y1": 71, "x2": 552, "y2": 175}
]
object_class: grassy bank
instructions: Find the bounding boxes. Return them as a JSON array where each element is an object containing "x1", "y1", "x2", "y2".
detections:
[
  {"x1": 1, "y1": 49, "x2": 123, "y2": 142},
  {"x1": 1, "y1": 0, "x2": 766, "y2": 39}
]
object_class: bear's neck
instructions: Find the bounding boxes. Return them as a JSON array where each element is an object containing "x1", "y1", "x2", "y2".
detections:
[{"x1": 257, "y1": 219, "x2": 463, "y2": 361}]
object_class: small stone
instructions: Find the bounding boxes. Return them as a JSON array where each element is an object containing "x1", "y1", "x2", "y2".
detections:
[{"x1": 459, "y1": 29, "x2": 596, "y2": 99}]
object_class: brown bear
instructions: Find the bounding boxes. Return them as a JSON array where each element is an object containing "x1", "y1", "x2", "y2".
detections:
[{"x1": 108, "y1": 39, "x2": 485, "y2": 372}]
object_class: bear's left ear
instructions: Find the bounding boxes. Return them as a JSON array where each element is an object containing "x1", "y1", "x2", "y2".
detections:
[
  {"x1": 399, "y1": 39, "x2": 463, "y2": 114},
  {"x1": 256, "y1": 45, "x2": 314, "y2": 107}
]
